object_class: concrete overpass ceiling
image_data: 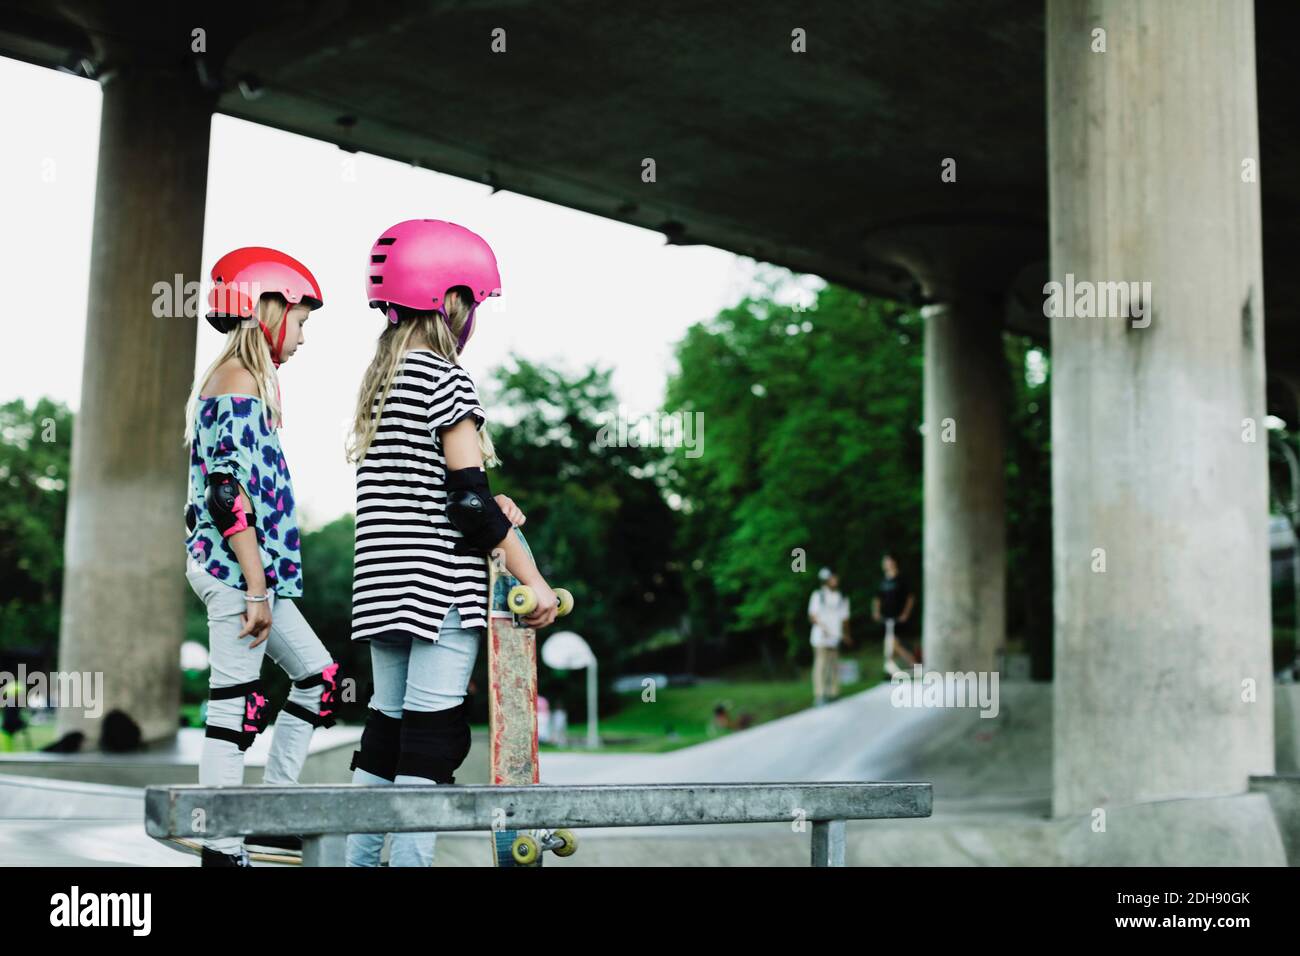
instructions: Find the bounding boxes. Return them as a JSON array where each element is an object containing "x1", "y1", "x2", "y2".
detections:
[
  {"x1": 0, "y1": 0, "x2": 1295, "y2": 360},
  {"x1": 211, "y1": 0, "x2": 1054, "y2": 307}
]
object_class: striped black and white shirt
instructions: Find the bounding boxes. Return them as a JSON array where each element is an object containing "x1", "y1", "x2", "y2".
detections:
[{"x1": 351, "y1": 349, "x2": 488, "y2": 643}]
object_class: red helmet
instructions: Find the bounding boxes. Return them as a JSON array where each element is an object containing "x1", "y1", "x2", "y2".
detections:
[{"x1": 206, "y1": 247, "x2": 323, "y2": 365}]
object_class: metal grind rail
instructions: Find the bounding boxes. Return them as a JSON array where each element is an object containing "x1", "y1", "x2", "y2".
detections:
[{"x1": 145, "y1": 780, "x2": 932, "y2": 866}]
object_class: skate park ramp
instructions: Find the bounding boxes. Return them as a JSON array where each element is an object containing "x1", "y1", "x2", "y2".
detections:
[
  {"x1": 0, "y1": 683, "x2": 1033, "y2": 866},
  {"x1": 540, "y1": 678, "x2": 1047, "y2": 813},
  {"x1": 0, "y1": 725, "x2": 362, "y2": 787},
  {"x1": 484, "y1": 679, "x2": 1059, "y2": 866},
  {"x1": 0, "y1": 775, "x2": 182, "y2": 866},
  {"x1": 2, "y1": 683, "x2": 1291, "y2": 865},
  {"x1": 441, "y1": 680, "x2": 1287, "y2": 866},
  {"x1": 0, "y1": 727, "x2": 363, "y2": 866}
]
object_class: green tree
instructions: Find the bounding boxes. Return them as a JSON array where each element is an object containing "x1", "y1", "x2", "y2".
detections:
[
  {"x1": 664, "y1": 282, "x2": 925, "y2": 668},
  {"x1": 482, "y1": 358, "x2": 686, "y2": 712},
  {"x1": 0, "y1": 398, "x2": 73, "y2": 660},
  {"x1": 1003, "y1": 336, "x2": 1053, "y2": 678}
]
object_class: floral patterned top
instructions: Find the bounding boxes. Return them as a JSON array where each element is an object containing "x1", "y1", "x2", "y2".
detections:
[{"x1": 184, "y1": 394, "x2": 303, "y2": 597}]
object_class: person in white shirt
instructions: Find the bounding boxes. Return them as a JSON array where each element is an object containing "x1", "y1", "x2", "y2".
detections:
[{"x1": 808, "y1": 567, "x2": 852, "y2": 706}]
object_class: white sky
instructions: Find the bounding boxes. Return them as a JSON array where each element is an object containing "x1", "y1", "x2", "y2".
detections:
[{"x1": 0, "y1": 55, "x2": 812, "y2": 528}]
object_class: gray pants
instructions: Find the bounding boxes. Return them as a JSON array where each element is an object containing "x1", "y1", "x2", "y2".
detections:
[{"x1": 186, "y1": 561, "x2": 333, "y2": 855}]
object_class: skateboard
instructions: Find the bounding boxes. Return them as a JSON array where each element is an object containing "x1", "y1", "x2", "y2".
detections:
[
  {"x1": 156, "y1": 837, "x2": 301, "y2": 866},
  {"x1": 487, "y1": 527, "x2": 577, "y2": 867}
]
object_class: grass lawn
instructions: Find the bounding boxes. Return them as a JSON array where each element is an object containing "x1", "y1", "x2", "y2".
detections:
[{"x1": 0, "y1": 720, "x2": 59, "y2": 753}]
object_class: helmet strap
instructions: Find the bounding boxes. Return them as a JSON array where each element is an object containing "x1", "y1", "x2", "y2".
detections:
[
  {"x1": 456, "y1": 303, "x2": 477, "y2": 352},
  {"x1": 258, "y1": 305, "x2": 291, "y2": 368}
]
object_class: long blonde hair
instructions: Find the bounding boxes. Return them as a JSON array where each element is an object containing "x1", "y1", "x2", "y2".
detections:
[
  {"x1": 182, "y1": 294, "x2": 287, "y2": 443},
  {"x1": 347, "y1": 287, "x2": 498, "y2": 466}
]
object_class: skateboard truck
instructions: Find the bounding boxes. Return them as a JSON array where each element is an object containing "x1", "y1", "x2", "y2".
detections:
[{"x1": 507, "y1": 828, "x2": 579, "y2": 866}]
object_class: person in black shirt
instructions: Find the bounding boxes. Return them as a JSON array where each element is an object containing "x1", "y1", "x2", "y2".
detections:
[{"x1": 873, "y1": 553, "x2": 918, "y2": 676}]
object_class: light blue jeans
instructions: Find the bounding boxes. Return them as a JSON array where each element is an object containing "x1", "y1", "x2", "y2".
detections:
[{"x1": 346, "y1": 606, "x2": 482, "y2": 867}]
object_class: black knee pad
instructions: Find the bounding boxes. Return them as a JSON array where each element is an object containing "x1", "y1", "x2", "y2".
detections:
[
  {"x1": 396, "y1": 702, "x2": 471, "y2": 784},
  {"x1": 349, "y1": 708, "x2": 402, "y2": 781}
]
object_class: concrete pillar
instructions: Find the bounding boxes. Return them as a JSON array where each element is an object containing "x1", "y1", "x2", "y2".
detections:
[
  {"x1": 1047, "y1": 0, "x2": 1272, "y2": 815},
  {"x1": 56, "y1": 64, "x2": 213, "y2": 745},
  {"x1": 922, "y1": 300, "x2": 1007, "y2": 674}
]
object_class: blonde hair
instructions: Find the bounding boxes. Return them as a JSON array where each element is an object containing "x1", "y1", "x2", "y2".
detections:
[
  {"x1": 347, "y1": 287, "x2": 499, "y2": 466},
  {"x1": 182, "y1": 294, "x2": 287, "y2": 443}
]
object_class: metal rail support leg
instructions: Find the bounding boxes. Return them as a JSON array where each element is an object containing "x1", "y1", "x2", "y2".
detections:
[
  {"x1": 302, "y1": 834, "x2": 348, "y2": 867},
  {"x1": 810, "y1": 819, "x2": 846, "y2": 866}
]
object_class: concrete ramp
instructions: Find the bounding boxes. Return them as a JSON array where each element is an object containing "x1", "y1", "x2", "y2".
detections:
[
  {"x1": 3, "y1": 682, "x2": 1292, "y2": 865},
  {"x1": 0, "y1": 726, "x2": 362, "y2": 787},
  {"x1": 0, "y1": 726, "x2": 361, "y2": 866},
  {"x1": 428, "y1": 682, "x2": 1055, "y2": 867},
  {"x1": 3, "y1": 683, "x2": 1031, "y2": 867},
  {"x1": 540, "y1": 680, "x2": 1050, "y2": 813},
  {"x1": 0, "y1": 775, "x2": 185, "y2": 866},
  {"x1": 496, "y1": 681, "x2": 1283, "y2": 866}
]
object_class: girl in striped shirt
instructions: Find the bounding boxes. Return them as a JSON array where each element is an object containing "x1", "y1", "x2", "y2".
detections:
[{"x1": 344, "y1": 219, "x2": 558, "y2": 866}]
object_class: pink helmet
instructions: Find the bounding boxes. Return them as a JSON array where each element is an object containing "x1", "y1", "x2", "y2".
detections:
[{"x1": 365, "y1": 220, "x2": 501, "y2": 348}]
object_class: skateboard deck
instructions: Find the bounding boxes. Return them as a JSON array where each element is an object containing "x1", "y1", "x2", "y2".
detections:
[
  {"x1": 155, "y1": 836, "x2": 301, "y2": 866},
  {"x1": 486, "y1": 527, "x2": 575, "y2": 867}
]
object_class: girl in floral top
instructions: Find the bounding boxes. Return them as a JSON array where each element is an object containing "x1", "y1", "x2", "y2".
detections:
[
  {"x1": 182, "y1": 247, "x2": 338, "y2": 867},
  {"x1": 186, "y1": 394, "x2": 302, "y2": 595}
]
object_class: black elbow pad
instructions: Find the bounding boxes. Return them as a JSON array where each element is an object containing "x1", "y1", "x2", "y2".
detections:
[
  {"x1": 206, "y1": 472, "x2": 251, "y2": 537},
  {"x1": 444, "y1": 467, "x2": 512, "y2": 553}
]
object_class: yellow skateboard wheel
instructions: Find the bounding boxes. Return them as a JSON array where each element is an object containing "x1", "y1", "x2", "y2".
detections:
[
  {"x1": 552, "y1": 828, "x2": 578, "y2": 857},
  {"x1": 509, "y1": 586, "x2": 574, "y2": 617},
  {"x1": 512, "y1": 833, "x2": 540, "y2": 865},
  {"x1": 508, "y1": 585, "x2": 537, "y2": 615}
]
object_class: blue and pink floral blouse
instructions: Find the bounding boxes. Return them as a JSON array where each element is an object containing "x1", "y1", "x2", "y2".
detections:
[{"x1": 185, "y1": 394, "x2": 303, "y2": 597}]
